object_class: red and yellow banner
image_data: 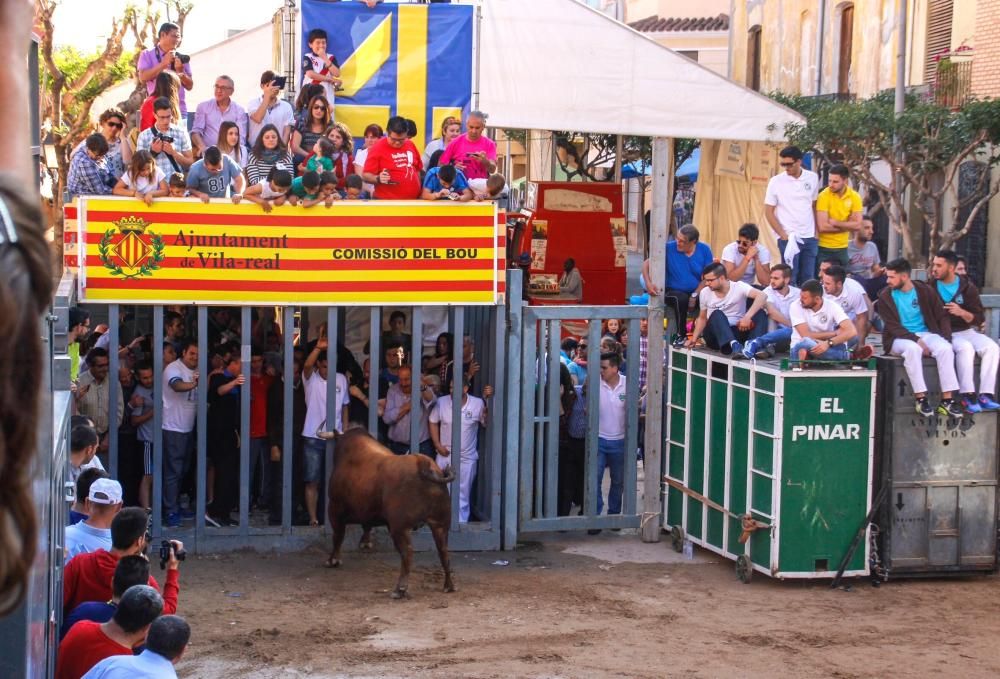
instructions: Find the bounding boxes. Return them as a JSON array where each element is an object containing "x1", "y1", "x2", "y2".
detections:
[{"x1": 77, "y1": 198, "x2": 500, "y2": 305}]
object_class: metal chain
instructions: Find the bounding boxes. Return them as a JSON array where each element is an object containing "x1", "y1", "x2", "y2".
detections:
[{"x1": 869, "y1": 523, "x2": 888, "y2": 584}]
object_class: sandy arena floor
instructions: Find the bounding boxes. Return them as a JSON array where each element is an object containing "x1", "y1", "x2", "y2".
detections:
[{"x1": 172, "y1": 531, "x2": 1000, "y2": 678}]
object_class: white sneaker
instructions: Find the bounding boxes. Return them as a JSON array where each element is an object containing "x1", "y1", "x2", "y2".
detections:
[{"x1": 204, "y1": 514, "x2": 222, "y2": 528}]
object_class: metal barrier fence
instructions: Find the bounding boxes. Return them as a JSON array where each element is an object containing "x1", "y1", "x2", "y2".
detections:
[
  {"x1": 73, "y1": 290, "x2": 506, "y2": 552},
  {"x1": 503, "y1": 271, "x2": 651, "y2": 541}
]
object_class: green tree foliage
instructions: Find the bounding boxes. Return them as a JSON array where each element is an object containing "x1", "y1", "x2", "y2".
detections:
[
  {"x1": 47, "y1": 45, "x2": 136, "y2": 134},
  {"x1": 772, "y1": 91, "x2": 1000, "y2": 261}
]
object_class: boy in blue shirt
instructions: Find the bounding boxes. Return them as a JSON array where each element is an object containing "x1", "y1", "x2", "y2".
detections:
[{"x1": 422, "y1": 163, "x2": 473, "y2": 201}]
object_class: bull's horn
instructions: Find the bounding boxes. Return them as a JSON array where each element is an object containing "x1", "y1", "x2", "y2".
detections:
[{"x1": 315, "y1": 429, "x2": 338, "y2": 441}]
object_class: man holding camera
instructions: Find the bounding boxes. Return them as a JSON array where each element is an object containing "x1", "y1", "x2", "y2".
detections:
[
  {"x1": 248, "y1": 70, "x2": 295, "y2": 147},
  {"x1": 63, "y1": 507, "x2": 181, "y2": 618},
  {"x1": 137, "y1": 22, "x2": 194, "y2": 117},
  {"x1": 137, "y1": 97, "x2": 194, "y2": 179}
]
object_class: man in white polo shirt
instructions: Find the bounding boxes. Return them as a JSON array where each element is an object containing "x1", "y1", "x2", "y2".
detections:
[
  {"x1": 764, "y1": 146, "x2": 820, "y2": 285},
  {"x1": 685, "y1": 262, "x2": 769, "y2": 357},
  {"x1": 589, "y1": 352, "x2": 627, "y2": 533},
  {"x1": 789, "y1": 279, "x2": 857, "y2": 364},
  {"x1": 721, "y1": 223, "x2": 771, "y2": 286},
  {"x1": 743, "y1": 263, "x2": 800, "y2": 358},
  {"x1": 819, "y1": 260, "x2": 874, "y2": 359}
]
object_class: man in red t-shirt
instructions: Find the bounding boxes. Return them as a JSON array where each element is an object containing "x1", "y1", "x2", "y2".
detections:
[
  {"x1": 249, "y1": 347, "x2": 275, "y2": 516},
  {"x1": 362, "y1": 115, "x2": 423, "y2": 200},
  {"x1": 56, "y1": 584, "x2": 163, "y2": 679},
  {"x1": 63, "y1": 507, "x2": 181, "y2": 616}
]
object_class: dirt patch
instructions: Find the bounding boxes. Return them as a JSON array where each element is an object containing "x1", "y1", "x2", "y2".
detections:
[{"x1": 173, "y1": 537, "x2": 1000, "y2": 678}]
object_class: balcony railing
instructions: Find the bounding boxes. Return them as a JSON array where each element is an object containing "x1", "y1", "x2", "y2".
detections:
[{"x1": 934, "y1": 56, "x2": 973, "y2": 109}]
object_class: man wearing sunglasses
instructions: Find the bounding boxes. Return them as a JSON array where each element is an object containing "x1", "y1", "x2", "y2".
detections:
[
  {"x1": 764, "y1": 146, "x2": 819, "y2": 286},
  {"x1": 721, "y1": 223, "x2": 771, "y2": 286}
]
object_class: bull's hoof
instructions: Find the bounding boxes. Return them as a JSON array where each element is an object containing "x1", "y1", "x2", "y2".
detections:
[
  {"x1": 443, "y1": 582, "x2": 456, "y2": 593},
  {"x1": 326, "y1": 557, "x2": 342, "y2": 568},
  {"x1": 359, "y1": 541, "x2": 374, "y2": 552},
  {"x1": 390, "y1": 588, "x2": 410, "y2": 600}
]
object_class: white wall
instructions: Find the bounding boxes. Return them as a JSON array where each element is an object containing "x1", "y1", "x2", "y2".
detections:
[{"x1": 186, "y1": 22, "x2": 274, "y2": 113}]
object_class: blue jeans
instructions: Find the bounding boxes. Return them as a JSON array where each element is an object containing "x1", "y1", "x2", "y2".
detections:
[
  {"x1": 162, "y1": 429, "x2": 194, "y2": 515},
  {"x1": 703, "y1": 308, "x2": 767, "y2": 353},
  {"x1": 302, "y1": 437, "x2": 328, "y2": 484},
  {"x1": 596, "y1": 437, "x2": 625, "y2": 516},
  {"x1": 754, "y1": 326, "x2": 792, "y2": 352},
  {"x1": 778, "y1": 237, "x2": 819, "y2": 285},
  {"x1": 790, "y1": 338, "x2": 849, "y2": 361}
]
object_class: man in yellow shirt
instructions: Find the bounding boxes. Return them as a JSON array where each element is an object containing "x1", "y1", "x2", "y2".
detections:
[{"x1": 815, "y1": 164, "x2": 863, "y2": 274}]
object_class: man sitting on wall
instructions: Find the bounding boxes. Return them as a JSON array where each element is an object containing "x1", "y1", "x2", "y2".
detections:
[
  {"x1": 683, "y1": 262, "x2": 768, "y2": 357},
  {"x1": 879, "y1": 258, "x2": 964, "y2": 419},
  {"x1": 788, "y1": 279, "x2": 857, "y2": 365},
  {"x1": 930, "y1": 249, "x2": 1000, "y2": 413}
]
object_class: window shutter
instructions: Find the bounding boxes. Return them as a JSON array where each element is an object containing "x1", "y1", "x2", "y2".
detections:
[{"x1": 925, "y1": 0, "x2": 954, "y2": 83}]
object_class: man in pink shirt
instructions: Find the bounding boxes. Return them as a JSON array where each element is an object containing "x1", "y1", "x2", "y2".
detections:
[{"x1": 439, "y1": 111, "x2": 497, "y2": 181}]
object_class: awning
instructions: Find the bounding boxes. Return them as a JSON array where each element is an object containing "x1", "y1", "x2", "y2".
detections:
[{"x1": 479, "y1": 0, "x2": 803, "y2": 141}]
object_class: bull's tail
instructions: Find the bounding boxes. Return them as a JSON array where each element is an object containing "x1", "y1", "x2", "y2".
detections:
[{"x1": 420, "y1": 465, "x2": 456, "y2": 485}]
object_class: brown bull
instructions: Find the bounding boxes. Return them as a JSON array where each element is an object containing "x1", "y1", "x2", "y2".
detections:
[{"x1": 323, "y1": 428, "x2": 456, "y2": 598}]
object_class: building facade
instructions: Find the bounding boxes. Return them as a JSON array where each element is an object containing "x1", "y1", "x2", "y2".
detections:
[
  {"x1": 627, "y1": 0, "x2": 731, "y2": 77},
  {"x1": 728, "y1": 0, "x2": 982, "y2": 102}
]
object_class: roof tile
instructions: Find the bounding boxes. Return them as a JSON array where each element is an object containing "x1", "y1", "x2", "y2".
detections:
[{"x1": 629, "y1": 13, "x2": 730, "y2": 33}]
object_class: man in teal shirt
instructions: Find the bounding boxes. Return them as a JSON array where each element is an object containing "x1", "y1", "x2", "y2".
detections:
[{"x1": 878, "y1": 258, "x2": 962, "y2": 418}]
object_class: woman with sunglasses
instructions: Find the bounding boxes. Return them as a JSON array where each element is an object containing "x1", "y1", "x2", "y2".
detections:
[
  {"x1": 290, "y1": 95, "x2": 331, "y2": 169},
  {"x1": 71, "y1": 108, "x2": 133, "y2": 186}
]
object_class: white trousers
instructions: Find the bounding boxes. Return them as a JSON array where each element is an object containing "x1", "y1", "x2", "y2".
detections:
[
  {"x1": 436, "y1": 453, "x2": 478, "y2": 523},
  {"x1": 952, "y1": 328, "x2": 1000, "y2": 395},
  {"x1": 890, "y1": 332, "x2": 959, "y2": 395}
]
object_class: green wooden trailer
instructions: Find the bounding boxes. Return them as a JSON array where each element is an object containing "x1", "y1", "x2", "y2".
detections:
[{"x1": 663, "y1": 348, "x2": 877, "y2": 582}]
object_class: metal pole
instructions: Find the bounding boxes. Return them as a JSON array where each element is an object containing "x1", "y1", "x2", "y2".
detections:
[
  {"x1": 614, "y1": 135, "x2": 623, "y2": 184},
  {"x1": 473, "y1": 3, "x2": 482, "y2": 111},
  {"x1": 641, "y1": 137, "x2": 672, "y2": 543},
  {"x1": 888, "y1": 0, "x2": 907, "y2": 260}
]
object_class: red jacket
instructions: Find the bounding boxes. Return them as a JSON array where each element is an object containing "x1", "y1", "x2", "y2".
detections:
[
  {"x1": 55, "y1": 620, "x2": 132, "y2": 679},
  {"x1": 62, "y1": 549, "x2": 178, "y2": 616}
]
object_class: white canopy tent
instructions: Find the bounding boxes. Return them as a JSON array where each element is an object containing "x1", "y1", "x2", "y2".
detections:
[{"x1": 478, "y1": 0, "x2": 803, "y2": 141}]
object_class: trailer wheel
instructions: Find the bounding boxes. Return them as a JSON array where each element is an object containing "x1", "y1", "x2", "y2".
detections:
[
  {"x1": 736, "y1": 555, "x2": 753, "y2": 584},
  {"x1": 670, "y1": 526, "x2": 684, "y2": 553}
]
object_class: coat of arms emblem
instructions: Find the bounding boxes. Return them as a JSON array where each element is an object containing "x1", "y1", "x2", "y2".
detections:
[{"x1": 98, "y1": 216, "x2": 165, "y2": 279}]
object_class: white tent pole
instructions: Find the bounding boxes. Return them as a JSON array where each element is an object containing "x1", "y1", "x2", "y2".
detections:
[
  {"x1": 642, "y1": 136, "x2": 672, "y2": 543},
  {"x1": 473, "y1": 1, "x2": 482, "y2": 111}
]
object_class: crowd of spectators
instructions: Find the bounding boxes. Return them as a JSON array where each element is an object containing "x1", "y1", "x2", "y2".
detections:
[
  {"x1": 59, "y1": 419, "x2": 191, "y2": 678},
  {"x1": 68, "y1": 24, "x2": 507, "y2": 209},
  {"x1": 66, "y1": 305, "x2": 495, "y2": 531}
]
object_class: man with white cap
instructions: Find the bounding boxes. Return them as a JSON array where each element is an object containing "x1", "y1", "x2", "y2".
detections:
[{"x1": 65, "y1": 478, "x2": 123, "y2": 562}]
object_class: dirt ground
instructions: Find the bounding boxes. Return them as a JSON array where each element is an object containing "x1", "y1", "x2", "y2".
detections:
[{"x1": 172, "y1": 531, "x2": 1000, "y2": 678}]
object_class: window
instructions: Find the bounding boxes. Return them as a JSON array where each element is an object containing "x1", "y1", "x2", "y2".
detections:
[
  {"x1": 837, "y1": 4, "x2": 854, "y2": 95},
  {"x1": 924, "y1": 0, "x2": 954, "y2": 83},
  {"x1": 678, "y1": 50, "x2": 699, "y2": 63},
  {"x1": 747, "y1": 26, "x2": 762, "y2": 92}
]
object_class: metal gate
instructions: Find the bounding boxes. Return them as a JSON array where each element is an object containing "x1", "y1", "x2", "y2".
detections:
[{"x1": 503, "y1": 273, "x2": 646, "y2": 541}]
